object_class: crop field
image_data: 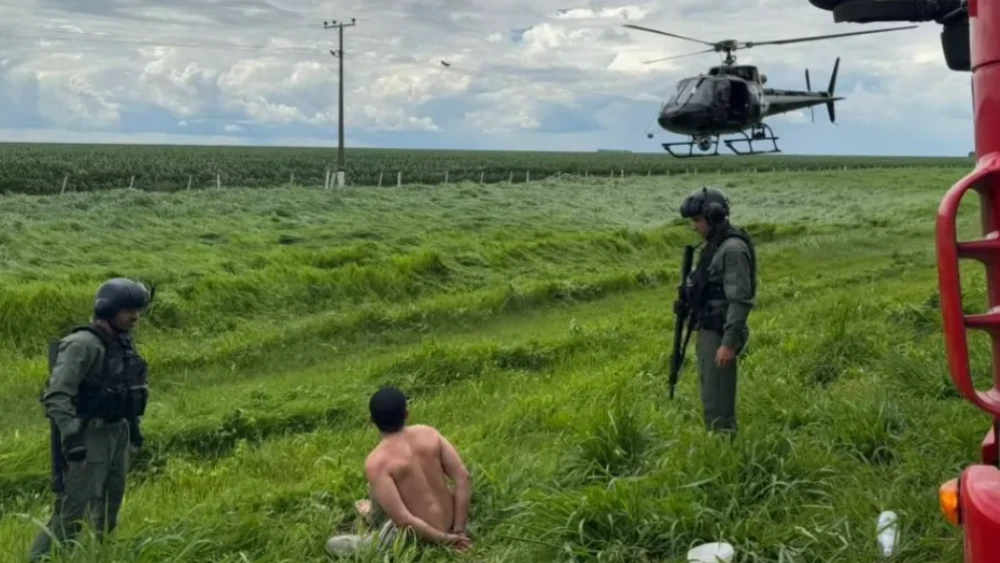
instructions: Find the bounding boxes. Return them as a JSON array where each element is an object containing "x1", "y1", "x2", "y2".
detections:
[
  {"x1": 0, "y1": 163, "x2": 992, "y2": 562},
  {"x1": 0, "y1": 142, "x2": 974, "y2": 194}
]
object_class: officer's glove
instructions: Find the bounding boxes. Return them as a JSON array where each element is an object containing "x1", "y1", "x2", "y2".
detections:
[
  {"x1": 673, "y1": 299, "x2": 689, "y2": 316},
  {"x1": 128, "y1": 418, "x2": 144, "y2": 449},
  {"x1": 62, "y1": 431, "x2": 86, "y2": 462}
]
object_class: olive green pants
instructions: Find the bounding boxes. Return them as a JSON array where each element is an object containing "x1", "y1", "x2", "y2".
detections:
[
  {"x1": 28, "y1": 419, "x2": 130, "y2": 561},
  {"x1": 696, "y1": 329, "x2": 738, "y2": 435}
]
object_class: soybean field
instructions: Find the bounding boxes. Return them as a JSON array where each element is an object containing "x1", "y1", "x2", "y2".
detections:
[
  {"x1": 0, "y1": 163, "x2": 986, "y2": 562},
  {"x1": 0, "y1": 141, "x2": 975, "y2": 194}
]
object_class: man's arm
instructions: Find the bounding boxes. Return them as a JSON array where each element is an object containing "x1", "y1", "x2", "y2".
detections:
[
  {"x1": 366, "y1": 462, "x2": 455, "y2": 545},
  {"x1": 439, "y1": 433, "x2": 471, "y2": 533},
  {"x1": 42, "y1": 337, "x2": 98, "y2": 438},
  {"x1": 720, "y1": 241, "x2": 755, "y2": 350}
]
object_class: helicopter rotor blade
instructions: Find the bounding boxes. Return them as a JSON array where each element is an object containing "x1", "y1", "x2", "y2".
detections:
[
  {"x1": 740, "y1": 25, "x2": 917, "y2": 49},
  {"x1": 643, "y1": 47, "x2": 717, "y2": 64},
  {"x1": 622, "y1": 24, "x2": 716, "y2": 47}
]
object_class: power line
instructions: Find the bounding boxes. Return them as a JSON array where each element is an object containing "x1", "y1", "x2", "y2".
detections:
[{"x1": 324, "y1": 17, "x2": 355, "y2": 188}]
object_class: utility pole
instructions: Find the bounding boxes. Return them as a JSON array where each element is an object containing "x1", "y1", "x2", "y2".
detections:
[{"x1": 324, "y1": 17, "x2": 355, "y2": 187}]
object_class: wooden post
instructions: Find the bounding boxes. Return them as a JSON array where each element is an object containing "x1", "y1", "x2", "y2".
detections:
[
  {"x1": 525, "y1": 171, "x2": 530, "y2": 182},
  {"x1": 480, "y1": 171, "x2": 484, "y2": 184},
  {"x1": 61, "y1": 175, "x2": 68, "y2": 194},
  {"x1": 444, "y1": 170, "x2": 449, "y2": 183},
  {"x1": 325, "y1": 169, "x2": 331, "y2": 189},
  {"x1": 290, "y1": 172, "x2": 294, "y2": 185},
  {"x1": 397, "y1": 171, "x2": 402, "y2": 187},
  {"x1": 187, "y1": 175, "x2": 192, "y2": 190},
  {"x1": 129, "y1": 176, "x2": 134, "y2": 190},
  {"x1": 508, "y1": 171, "x2": 513, "y2": 184},
  {"x1": 378, "y1": 171, "x2": 383, "y2": 187},
  {"x1": 216, "y1": 174, "x2": 221, "y2": 189}
]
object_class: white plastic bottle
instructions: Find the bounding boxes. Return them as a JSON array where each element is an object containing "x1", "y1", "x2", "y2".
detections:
[
  {"x1": 687, "y1": 542, "x2": 734, "y2": 562},
  {"x1": 876, "y1": 510, "x2": 899, "y2": 557}
]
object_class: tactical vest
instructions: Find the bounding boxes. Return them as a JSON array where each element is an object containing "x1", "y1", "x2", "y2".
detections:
[
  {"x1": 46, "y1": 324, "x2": 149, "y2": 423},
  {"x1": 689, "y1": 225, "x2": 757, "y2": 331}
]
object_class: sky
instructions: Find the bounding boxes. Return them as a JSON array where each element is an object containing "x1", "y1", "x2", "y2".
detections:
[{"x1": 0, "y1": 0, "x2": 976, "y2": 156}]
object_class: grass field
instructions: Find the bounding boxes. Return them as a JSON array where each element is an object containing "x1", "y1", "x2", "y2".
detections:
[
  {"x1": 0, "y1": 142, "x2": 974, "y2": 194},
  {"x1": 0, "y1": 164, "x2": 991, "y2": 562}
]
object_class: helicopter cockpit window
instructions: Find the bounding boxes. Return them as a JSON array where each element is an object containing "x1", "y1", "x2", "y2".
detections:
[{"x1": 667, "y1": 78, "x2": 701, "y2": 106}]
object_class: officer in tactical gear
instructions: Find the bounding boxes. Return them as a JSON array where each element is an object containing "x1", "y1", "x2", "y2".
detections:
[
  {"x1": 677, "y1": 187, "x2": 756, "y2": 436},
  {"x1": 28, "y1": 278, "x2": 153, "y2": 561}
]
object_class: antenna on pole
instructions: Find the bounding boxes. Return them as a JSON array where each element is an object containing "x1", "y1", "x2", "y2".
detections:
[{"x1": 324, "y1": 17, "x2": 356, "y2": 188}]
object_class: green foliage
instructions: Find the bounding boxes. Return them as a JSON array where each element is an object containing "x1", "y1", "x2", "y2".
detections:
[
  {"x1": 0, "y1": 142, "x2": 973, "y2": 193},
  {"x1": 0, "y1": 165, "x2": 981, "y2": 562}
]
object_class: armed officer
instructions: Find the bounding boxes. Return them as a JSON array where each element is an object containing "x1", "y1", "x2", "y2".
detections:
[
  {"x1": 28, "y1": 278, "x2": 153, "y2": 561},
  {"x1": 678, "y1": 187, "x2": 756, "y2": 436}
]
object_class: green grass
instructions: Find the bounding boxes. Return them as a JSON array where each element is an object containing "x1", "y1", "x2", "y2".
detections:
[
  {"x1": 0, "y1": 165, "x2": 991, "y2": 562},
  {"x1": 0, "y1": 142, "x2": 974, "y2": 193}
]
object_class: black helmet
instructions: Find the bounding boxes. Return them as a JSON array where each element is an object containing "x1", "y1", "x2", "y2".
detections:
[
  {"x1": 94, "y1": 278, "x2": 153, "y2": 319},
  {"x1": 679, "y1": 186, "x2": 730, "y2": 224}
]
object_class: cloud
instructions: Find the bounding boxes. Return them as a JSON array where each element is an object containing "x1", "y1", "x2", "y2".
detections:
[{"x1": 0, "y1": 0, "x2": 974, "y2": 154}]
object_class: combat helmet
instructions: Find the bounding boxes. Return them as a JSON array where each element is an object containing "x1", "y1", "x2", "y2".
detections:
[
  {"x1": 94, "y1": 278, "x2": 154, "y2": 320},
  {"x1": 679, "y1": 186, "x2": 730, "y2": 225}
]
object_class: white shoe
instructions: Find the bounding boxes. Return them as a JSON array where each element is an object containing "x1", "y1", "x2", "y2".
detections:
[{"x1": 326, "y1": 535, "x2": 363, "y2": 555}]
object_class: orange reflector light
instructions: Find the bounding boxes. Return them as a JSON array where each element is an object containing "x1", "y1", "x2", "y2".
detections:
[{"x1": 939, "y1": 478, "x2": 960, "y2": 527}]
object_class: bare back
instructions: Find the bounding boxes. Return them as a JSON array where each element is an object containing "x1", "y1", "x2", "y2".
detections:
[{"x1": 366, "y1": 425, "x2": 458, "y2": 533}]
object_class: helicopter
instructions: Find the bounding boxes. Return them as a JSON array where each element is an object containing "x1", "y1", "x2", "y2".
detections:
[{"x1": 622, "y1": 23, "x2": 918, "y2": 158}]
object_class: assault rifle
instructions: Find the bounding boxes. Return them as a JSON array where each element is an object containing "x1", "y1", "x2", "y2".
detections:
[{"x1": 669, "y1": 244, "x2": 696, "y2": 399}]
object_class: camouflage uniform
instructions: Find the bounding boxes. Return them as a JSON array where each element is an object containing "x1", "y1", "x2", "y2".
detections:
[
  {"x1": 680, "y1": 188, "x2": 757, "y2": 436},
  {"x1": 29, "y1": 279, "x2": 152, "y2": 561}
]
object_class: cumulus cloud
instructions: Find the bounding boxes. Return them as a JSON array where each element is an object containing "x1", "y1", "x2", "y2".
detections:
[{"x1": 0, "y1": 0, "x2": 974, "y2": 153}]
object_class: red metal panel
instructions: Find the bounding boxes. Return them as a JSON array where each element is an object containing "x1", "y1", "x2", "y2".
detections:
[
  {"x1": 935, "y1": 156, "x2": 1000, "y2": 417},
  {"x1": 960, "y1": 465, "x2": 1000, "y2": 561},
  {"x1": 938, "y1": 4, "x2": 1000, "y2": 561},
  {"x1": 972, "y1": 0, "x2": 1000, "y2": 158}
]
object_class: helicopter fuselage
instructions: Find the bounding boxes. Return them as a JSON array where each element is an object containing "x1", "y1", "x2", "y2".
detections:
[
  {"x1": 652, "y1": 61, "x2": 843, "y2": 156},
  {"x1": 657, "y1": 68, "x2": 842, "y2": 137}
]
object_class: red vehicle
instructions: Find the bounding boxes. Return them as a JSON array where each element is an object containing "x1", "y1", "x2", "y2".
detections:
[
  {"x1": 810, "y1": 1, "x2": 997, "y2": 559},
  {"x1": 936, "y1": 0, "x2": 1000, "y2": 559}
]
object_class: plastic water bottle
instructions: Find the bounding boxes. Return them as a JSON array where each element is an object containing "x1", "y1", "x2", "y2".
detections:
[
  {"x1": 687, "y1": 542, "x2": 734, "y2": 562},
  {"x1": 876, "y1": 510, "x2": 899, "y2": 557}
]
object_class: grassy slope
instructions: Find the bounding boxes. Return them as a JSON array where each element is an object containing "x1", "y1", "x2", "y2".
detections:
[{"x1": 0, "y1": 167, "x2": 990, "y2": 562}]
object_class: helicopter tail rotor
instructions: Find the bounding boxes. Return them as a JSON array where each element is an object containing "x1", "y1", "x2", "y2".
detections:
[
  {"x1": 826, "y1": 57, "x2": 840, "y2": 123},
  {"x1": 805, "y1": 69, "x2": 815, "y2": 123}
]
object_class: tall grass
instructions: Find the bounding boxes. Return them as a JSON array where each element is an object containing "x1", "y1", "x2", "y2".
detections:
[{"x1": 0, "y1": 167, "x2": 983, "y2": 562}]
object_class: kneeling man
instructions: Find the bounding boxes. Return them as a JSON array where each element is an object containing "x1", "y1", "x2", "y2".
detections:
[{"x1": 328, "y1": 386, "x2": 472, "y2": 555}]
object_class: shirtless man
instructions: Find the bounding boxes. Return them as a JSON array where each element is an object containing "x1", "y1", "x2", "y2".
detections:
[{"x1": 328, "y1": 386, "x2": 472, "y2": 555}]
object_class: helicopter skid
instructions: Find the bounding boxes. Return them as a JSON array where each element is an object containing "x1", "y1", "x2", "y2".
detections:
[
  {"x1": 660, "y1": 124, "x2": 781, "y2": 158},
  {"x1": 723, "y1": 124, "x2": 781, "y2": 156},
  {"x1": 661, "y1": 135, "x2": 722, "y2": 158}
]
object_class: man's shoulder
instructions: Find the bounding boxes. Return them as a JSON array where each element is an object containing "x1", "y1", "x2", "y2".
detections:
[
  {"x1": 364, "y1": 447, "x2": 390, "y2": 477},
  {"x1": 60, "y1": 327, "x2": 108, "y2": 348},
  {"x1": 717, "y1": 232, "x2": 752, "y2": 256},
  {"x1": 408, "y1": 423, "x2": 442, "y2": 436}
]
